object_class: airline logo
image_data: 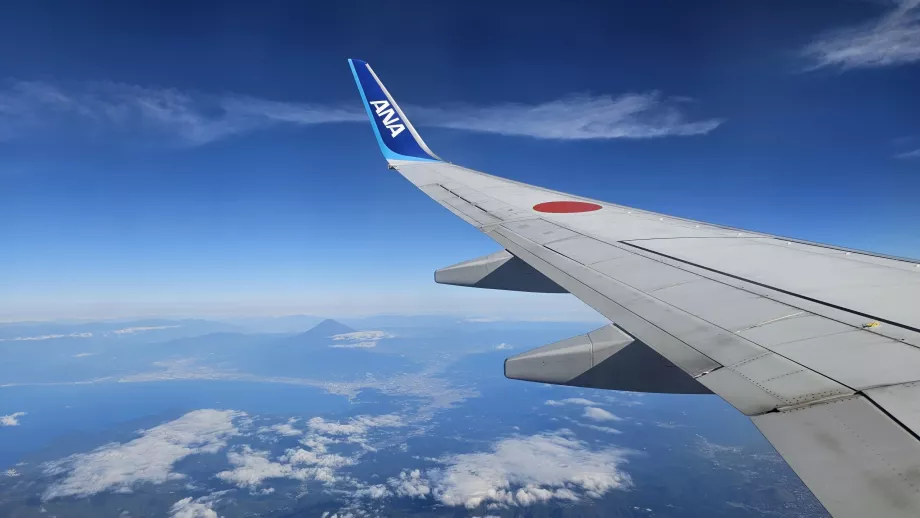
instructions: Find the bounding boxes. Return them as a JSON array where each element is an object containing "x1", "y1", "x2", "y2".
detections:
[{"x1": 369, "y1": 99, "x2": 406, "y2": 138}]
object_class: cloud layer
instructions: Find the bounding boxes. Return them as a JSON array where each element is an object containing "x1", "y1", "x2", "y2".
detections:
[
  {"x1": 802, "y1": 0, "x2": 920, "y2": 70},
  {"x1": 428, "y1": 431, "x2": 631, "y2": 508},
  {"x1": 170, "y1": 493, "x2": 225, "y2": 518},
  {"x1": 582, "y1": 407, "x2": 621, "y2": 422},
  {"x1": 0, "y1": 412, "x2": 26, "y2": 427},
  {"x1": 0, "y1": 80, "x2": 722, "y2": 146},
  {"x1": 43, "y1": 409, "x2": 244, "y2": 499},
  {"x1": 0, "y1": 325, "x2": 178, "y2": 342},
  {"x1": 545, "y1": 398, "x2": 599, "y2": 407},
  {"x1": 217, "y1": 413, "x2": 406, "y2": 492},
  {"x1": 216, "y1": 445, "x2": 342, "y2": 489},
  {"x1": 328, "y1": 330, "x2": 395, "y2": 349}
]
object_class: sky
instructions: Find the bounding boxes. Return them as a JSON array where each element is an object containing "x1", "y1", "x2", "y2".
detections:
[{"x1": 2, "y1": 0, "x2": 919, "y2": 322}]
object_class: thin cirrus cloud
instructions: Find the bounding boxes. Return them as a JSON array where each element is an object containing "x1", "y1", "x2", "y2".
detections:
[
  {"x1": 896, "y1": 148, "x2": 920, "y2": 159},
  {"x1": 0, "y1": 80, "x2": 723, "y2": 146},
  {"x1": 802, "y1": 0, "x2": 920, "y2": 70},
  {"x1": 409, "y1": 94, "x2": 724, "y2": 140},
  {"x1": 0, "y1": 80, "x2": 366, "y2": 146}
]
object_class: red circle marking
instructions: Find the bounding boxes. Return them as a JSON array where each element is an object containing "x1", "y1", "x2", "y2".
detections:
[{"x1": 532, "y1": 201, "x2": 602, "y2": 214}]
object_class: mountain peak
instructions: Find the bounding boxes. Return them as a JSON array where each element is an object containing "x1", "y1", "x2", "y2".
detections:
[{"x1": 305, "y1": 319, "x2": 355, "y2": 338}]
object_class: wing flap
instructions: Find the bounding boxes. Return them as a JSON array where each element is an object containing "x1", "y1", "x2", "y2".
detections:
[{"x1": 753, "y1": 395, "x2": 920, "y2": 518}]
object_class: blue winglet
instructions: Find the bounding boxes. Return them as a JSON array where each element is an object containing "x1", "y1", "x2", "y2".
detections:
[{"x1": 348, "y1": 59, "x2": 441, "y2": 163}]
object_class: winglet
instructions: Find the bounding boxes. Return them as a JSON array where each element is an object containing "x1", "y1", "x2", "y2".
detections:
[{"x1": 348, "y1": 59, "x2": 441, "y2": 163}]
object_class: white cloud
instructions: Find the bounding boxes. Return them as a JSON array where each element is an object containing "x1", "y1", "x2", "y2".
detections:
[
  {"x1": 0, "y1": 326, "x2": 175, "y2": 342},
  {"x1": 896, "y1": 148, "x2": 920, "y2": 159},
  {"x1": 111, "y1": 325, "x2": 179, "y2": 335},
  {"x1": 802, "y1": 0, "x2": 920, "y2": 70},
  {"x1": 328, "y1": 341, "x2": 378, "y2": 349},
  {"x1": 300, "y1": 433, "x2": 340, "y2": 453},
  {"x1": 217, "y1": 441, "x2": 355, "y2": 490},
  {"x1": 43, "y1": 409, "x2": 244, "y2": 499},
  {"x1": 356, "y1": 483, "x2": 391, "y2": 499},
  {"x1": 258, "y1": 418, "x2": 302, "y2": 437},
  {"x1": 545, "y1": 398, "x2": 599, "y2": 407},
  {"x1": 73, "y1": 352, "x2": 96, "y2": 358},
  {"x1": 411, "y1": 94, "x2": 723, "y2": 140},
  {"x1": 170, "y1": 493, "x2": 226, "y2": 518},
  {"x1": 389, "y1": 469, "x2": 431, "y2": 499},
  {"x1": 306, "y1": 414, "x2": 403, "y2": 437},
  {"x1": 217, "y1": 446, "x2": 321, "y2": 489},
  {"x1": 0, "y1": 81, "x2": 720, "y2": 146},
  {"x1": 0, "y1": 334, "x2": 68, "y2": 342},
  {"x1": 218, "y1": 413, "x2": 403, "y2": 490},
  {"x1": 282, "y1": 447, "x2": 355, "y2": 469},
  {"x1": 576, "y1": 423, "x2": 622, "y2": 435},
  {"x1": 583, "y1": 407, "x2": 621, "y2": 422},
  {"x1": 494, "y1": 343, "x2": 514, "y2": 350},
  {"x1": 328, "y1": 331, "x2": 395, "y2": 349},
  {"x1": 430, "y1": 431, "x2": 630, "y2": 508},
  {"x1": 330, "y1": 331, "x2": 394, "y2": 341},
  {"x1": 0, "y1": 411, "x2": 26, "y2": 427}
]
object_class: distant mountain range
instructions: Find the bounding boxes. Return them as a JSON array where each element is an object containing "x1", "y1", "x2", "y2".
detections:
[{"x1": 0, "y1": 317, "x2": 419, "y2": 385}]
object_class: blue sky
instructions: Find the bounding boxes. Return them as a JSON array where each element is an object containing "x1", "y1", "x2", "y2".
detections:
[{"x1": 2, "y1": 0, "x2": 919, "y2": 322}]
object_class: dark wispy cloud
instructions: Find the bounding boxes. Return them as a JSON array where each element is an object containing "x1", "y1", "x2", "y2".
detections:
[
  {"x1": 802, "y1": 0, "x2": 920, "y2": 70},
  {"x1": 0, "y1": 80, "x2": 723, "y2": 146}
]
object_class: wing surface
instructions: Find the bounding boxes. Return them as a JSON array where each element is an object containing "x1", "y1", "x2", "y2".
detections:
[{"x1": 347, "y1": 58, "x2": 920, "y2": 518}]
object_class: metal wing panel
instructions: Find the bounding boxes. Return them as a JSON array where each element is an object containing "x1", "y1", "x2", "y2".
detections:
[
  {"x1": 771, "y1": 331, "x2": 920, "y2": 390},
  {"x1": 401, "y1": 162, "x2": 920, "y2": 403},
  {"x1": 348, "y1": 62, "x2": 920, "y2": 517},
  {"x1": 864, "y1": 382, "x2": 920, "y2": 437},
  {"x1": 485, "y1": 225, "x2": 723, "y2": 377},
  {"x1": 752, "y1": 396, "x2": 920, "y2": 518},
  {"x1": 631, "y1": 237, "x2": 920, "y2": 330},
  {"x1": 493, "y1": 223, "x2": 854, "y2": 411},
  {"x1": 545, "y1": 236, "x2": 632, "y2": 265}
]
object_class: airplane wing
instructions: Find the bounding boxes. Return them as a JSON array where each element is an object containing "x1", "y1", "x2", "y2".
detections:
[{"x1": 347, "y1": 58, "x2": 920, "y2": 518}]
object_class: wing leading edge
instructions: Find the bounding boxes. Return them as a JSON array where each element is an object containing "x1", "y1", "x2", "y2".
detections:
[{"x1": 347, "y1": 59, "x2": 920, "y2": 518}]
